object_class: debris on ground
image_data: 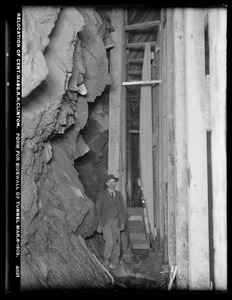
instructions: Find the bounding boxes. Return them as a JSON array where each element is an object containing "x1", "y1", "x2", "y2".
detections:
[{"x1": 104, "y1": 250, "x2": 168, "y2": 290}]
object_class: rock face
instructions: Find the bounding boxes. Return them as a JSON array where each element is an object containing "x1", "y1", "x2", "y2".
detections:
[
  {"x1": 75, "y1": 87, "x2": 110, "y2": 202},
  {"x1": 77, "y1": 8, "x2": 112, "y2": 102},
  {"x1": 22, "y1": 7, "x2": 60, "y2": 97},
  {"x1": 21, "y1": 6, "x2": 113, "y2": 290}
]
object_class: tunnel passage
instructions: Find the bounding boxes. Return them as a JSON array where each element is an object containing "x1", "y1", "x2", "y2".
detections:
[
  {"x1": 18, "y1": 5, "x2": 168, "y2": 292},
  {"x1": 15, "y1": 4, "x2": 227, "y2": 292}
]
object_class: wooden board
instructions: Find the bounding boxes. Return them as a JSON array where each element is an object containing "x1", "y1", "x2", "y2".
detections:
[
  {"x1": 128, "y1": 215, "x2": 143, "y2": 221},
  {"x1": 139, "y1": 43, "x2": 154, "y2": 232},
  {"x1": 127, "y1": 207, "x2": 144, "y2": 215},
  {"x1": 129, "y1": 233, "x2": 147, "y2": 240}
]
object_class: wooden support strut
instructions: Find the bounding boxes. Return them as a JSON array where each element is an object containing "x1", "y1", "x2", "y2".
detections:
[
  {"x1": 128, "y1": 58, "x2": 144, "y2": 63},
  {"x1": 125, "y1": 41, "x2": 156, "y2": 49},
  {"x1": 129, "y1": 129, "x2": 139, "y2": 133},
  {"x1": 122, "y1": 80, "x2": 161, "y2": 86},
  {"x1": 125, "y1": 20, "x2": 160, "y2": 31}
]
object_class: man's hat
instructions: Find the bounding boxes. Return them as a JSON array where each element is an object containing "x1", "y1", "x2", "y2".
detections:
[{"x1": 106, "y1": 174, "x2": 119, "y2": 182}]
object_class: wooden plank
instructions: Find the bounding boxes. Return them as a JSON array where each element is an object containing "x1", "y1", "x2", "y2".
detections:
[
  {"x1": 130, "y1": 237, "x2": 148, "y2": 243},
  {"x1": 128, "y1": 220, "x2": 145, "y2": 226},
  {"x1": 125, "y1": 41, "x2": 156, "y2": 48},
  {"x1": 209, "y1": 8, "x2": 227, "y2": 290},
  {"x1": 132, "y1": 245, "x2": 150, "y2": 250},
  {"x1": 127, "y1": 207, "x2": 144, "y2": 215},
  {"x1": 139, "y1": 43, "x2": 154, "y2": 234},
  {"x1": 129, "y1": 233, "x2": 147, "y2": 240},
  {"x1": 166, "y1": 8, "x2": 176, "y2": 268},
  {"x1": 128, "y1": 224, "x2": 145, "y2": 231},
  {"x1": 129, "y1": 130, "x2": 139, "y2": 134},
  {"x1": 173, "y1": 9, "x2": 189, "y2": 289},
  {"x1": 128, "y1": 221, "x2": 145, "y2": 229},
  {"x1": 125, "y1": 10, "x2": 133, "y2": 206},
  {"x1": 125, "y1": 20, "x2": 160, "y2": 31},
  {"x1": 128, "y1": 71, "x2": 142, "y2": 75},
  {"x1": 128, "y1": 227, "x2": 145, "y2": 234},
  {"x1": 108, "y1": 9, "x2": 124, "y2": 188},
  {"x1": 128, "y1": 215, "x2": 143, "y2": 221},
  {"x1": 128, "y1": 58, "x2": 144, "y2": 63},
  {"x1": 131, "y1": 242, "x2": 150, "y2": 250},
  {"x1": 122, "y1": 80, "x2": 161, "y2": 86},
  {"x1": 121, "y1": 10, "x2": 127, "y2": 214},
  {"x1": 162, "y1": 8, "x2": 169, "y2": 264},
  {"x1": 185, "y1": 9, "x2": 210, "y2": 289}
]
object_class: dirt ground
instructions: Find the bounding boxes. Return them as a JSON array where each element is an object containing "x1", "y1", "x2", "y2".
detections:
[{"x1": 107, "y1": 249, "x2": 168, "y2": 290}]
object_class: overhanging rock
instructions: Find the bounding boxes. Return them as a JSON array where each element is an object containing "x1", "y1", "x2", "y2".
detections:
[{"x1": 21, "y1": 6, "x2": 113, "y2": 290}]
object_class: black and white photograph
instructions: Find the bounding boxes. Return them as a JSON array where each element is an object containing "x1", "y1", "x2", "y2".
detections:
[{"x1": 5, "y1": 3, "x2": 227, "y2": 294}]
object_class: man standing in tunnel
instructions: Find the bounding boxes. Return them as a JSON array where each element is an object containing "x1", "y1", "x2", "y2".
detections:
[{"x1": 96, "y1": 174, "x2": 125, "y2": 268}]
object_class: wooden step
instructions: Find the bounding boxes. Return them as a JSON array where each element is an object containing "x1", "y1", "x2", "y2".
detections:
[
  {"x1": 128, "y1": 226, "x2": 145, "y2": 234},
  {"x1": 127, "y1": 207, "x2": 144, "y2": 215},
  {"x1": 127, "y1": 206, "x2": 150, "y2": 250},
  {"x1": 128, "y1": 215, "x2": 143, "y2": 221},
  {"x1": 131, "y1": 240, "x2": 150, "y2": 250},
  {"x1": 129, "y1": 233, "x2": 147, "y2": 241},
  {"x1": 128, "y1": 223, "x2": 146, "y2": 234},
  {"x1": 128, "y1": 220, "x2": 145, "y2": 228}
]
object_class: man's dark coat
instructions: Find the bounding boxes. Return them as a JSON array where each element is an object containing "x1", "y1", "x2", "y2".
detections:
[{"x1": 96, "y1": 189, "x2": 125, "y2": 229}]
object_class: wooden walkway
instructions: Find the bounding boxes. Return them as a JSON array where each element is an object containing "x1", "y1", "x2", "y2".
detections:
[{"x1": 127, "y1": 207, "x2": 150, "y2": 250}]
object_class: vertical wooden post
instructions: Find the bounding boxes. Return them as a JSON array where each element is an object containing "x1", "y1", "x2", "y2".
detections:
[
  {"x1": 173, "y1": 8, "x2": 189, "y2": 289},
  {"x1": 166, "y1": 8, "x2": 176, "y2": 268},
  {"x1": 153, "y1": 33, "x2": 160, "y2": 240},
  {"x1": 121, "y1": 74, "x2": 127, "y2": 205},
  {"x1": 184, "y1": 8, "x2": 210, "y2": 290},
  {"x1": 124, "y1": 10, "x2": 132, "y2": 206},
  {"x1": 108, "y1": 9, "x2": 125, "y2": 197},
  {"x1": 158, "y1": 13, "x2": 164, "y2": 250},
  {"x1": 121, "y1": 10, "x2": 127, "y2": 204},
  {"x1": 208, "y1": 8, "x2": 227, "y2": 291},
  {"x1": 140, "y1": 43, "x2": 154, "y2": 232},
  {"x1": 161, "y1": 10, "x2": 169, "y2": 263}
]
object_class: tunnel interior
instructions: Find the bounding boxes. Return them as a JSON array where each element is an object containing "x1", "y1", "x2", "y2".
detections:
[
  {"x1": 19, "y1": 6, "x2": 169, "y2": 291},
  {"x1": 72, "y1": 6, "x2": 166, "y2": 289},
  {"x1": 17, "y1": 5, "x2": 226, "y2": 292},
  {"x1": 3, "y1": 1, "x2": 226, "y2": 293}
]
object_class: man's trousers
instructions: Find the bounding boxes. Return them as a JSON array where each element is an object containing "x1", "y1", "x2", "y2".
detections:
[{"x1": 102, "y1": 219, "x2": 120, "y2": 264}]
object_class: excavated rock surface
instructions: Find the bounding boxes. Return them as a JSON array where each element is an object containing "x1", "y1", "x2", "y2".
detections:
[
  {"x1": 74, "y1": 87, "x2": 110, "y2": 202},
  {"x1": 22, "y1": 7, "x2": 60, "y2": 97},
  {"x1": 77, "y1": 8, "x2": 112, "y2": 102},
  {"x1": 21, "y1": 6, "x2": 113, "y2": 290}
]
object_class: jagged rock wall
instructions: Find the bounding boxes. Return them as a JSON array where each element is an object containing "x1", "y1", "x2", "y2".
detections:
[
  {"x1": 22, "y1": 7, "x2": 60, "y2": 97},
  {"x1": 75, "y1": 87, "x2": 110, "y2": 202},
  {"x1": 21, "y1": 6, "x2": 113, "y2": 290}
]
